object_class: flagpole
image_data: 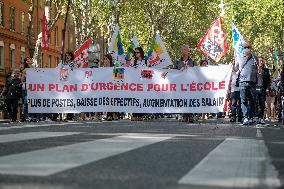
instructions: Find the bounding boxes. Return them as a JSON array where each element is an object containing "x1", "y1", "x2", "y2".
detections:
[{"x1": 60, "y1": 0, "x2": 71, "y2": 63}]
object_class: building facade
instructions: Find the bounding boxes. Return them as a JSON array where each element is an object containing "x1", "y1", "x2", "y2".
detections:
[{"x1": 0, "y1": 0, "x2": 75, "y2": 87}]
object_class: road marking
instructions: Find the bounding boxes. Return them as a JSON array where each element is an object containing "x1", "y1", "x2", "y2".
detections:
[
  {"x1": 0, "y1": 132, "x2": 81, "y2": 143},
  {"x1": 178, "y1": 138, "x2": 281, "y2": 188},
  {"x1": 0, "y1": 133, "x2": 173, "y2": 176},
  {"x1": 0, "y1": 122, "x2": 84, "y2": 130},
  {"x1": 256, "y1": 129, "x2": 263, "y2": 138}
]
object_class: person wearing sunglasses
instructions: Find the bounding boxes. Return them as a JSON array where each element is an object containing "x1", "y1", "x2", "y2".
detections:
[
  {"x1": 234, "y1": 42, "x2": 257, "y2": 125},
  {"x1": 133, "y1": 47, "x2": 147, "y2": 68}
]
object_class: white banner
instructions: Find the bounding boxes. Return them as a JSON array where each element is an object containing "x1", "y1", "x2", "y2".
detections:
[{"x1": 27, "y1": 65, "x2": 232, "y2": 113}]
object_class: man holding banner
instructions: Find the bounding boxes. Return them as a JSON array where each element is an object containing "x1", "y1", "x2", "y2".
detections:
[
  {"x1": 173, "y1": 45, "x2": 195, "y2": 70},
  {"x1": 173, "y1": 44, "x2": 195, "y2": 123}
]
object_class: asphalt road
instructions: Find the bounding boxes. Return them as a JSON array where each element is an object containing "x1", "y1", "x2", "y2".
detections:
[{"x1": 0, "y1": 118, "x2": 283, "y2": 189}]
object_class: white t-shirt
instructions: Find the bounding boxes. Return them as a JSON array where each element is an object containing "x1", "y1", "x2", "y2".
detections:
[{"x1": 134, "y1": 59, "x2": 147, "y2": 68}]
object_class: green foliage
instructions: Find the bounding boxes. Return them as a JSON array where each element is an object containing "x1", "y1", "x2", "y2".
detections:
[{"x1": 55, "y1": 0, "x2": 284, "y2": 65}]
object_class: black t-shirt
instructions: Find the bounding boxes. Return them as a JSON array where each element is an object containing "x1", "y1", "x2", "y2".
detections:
[{"x1": 5, "y1": 78, "x2": 22, "y2": 99}]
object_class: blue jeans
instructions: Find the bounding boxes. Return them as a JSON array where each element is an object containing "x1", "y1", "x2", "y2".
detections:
[
  {"x1": 240, "y1": 82, "x2": 256, "y2": 119},
  {"x1": 230, "y1": 91, "x2": 242, "y2": 119}
]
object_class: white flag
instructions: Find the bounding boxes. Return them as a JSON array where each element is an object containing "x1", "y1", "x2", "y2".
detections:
[
  {"x1": 232, "y1": 22, "x2": 245, "y2": 64},
  {"x1": 146, "y1": 34, "x2": 172, "y2": 69},
  {"x1": 109, "y1": 25, "x2": 125, "y2": 65}
]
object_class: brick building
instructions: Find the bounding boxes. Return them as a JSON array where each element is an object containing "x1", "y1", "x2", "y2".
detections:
[{"x1": 0, "y1": 0, "x2": 75, "y2": 87}]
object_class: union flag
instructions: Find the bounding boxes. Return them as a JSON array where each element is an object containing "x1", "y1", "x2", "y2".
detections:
[
  {"x1": 197, "y1": 16, "x2": 229, "y2": 62},
  {"x1": 74, "y1": 39, "x2": 92, "y2": 68}
]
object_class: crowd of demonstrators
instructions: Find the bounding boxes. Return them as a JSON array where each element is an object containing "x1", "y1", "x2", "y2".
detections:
[
  {"x1": 0, "y1": 43, "x2": 283, "y2": 125},
  {"x1": 227, "y1": 42, "x2": 284, "y2": 125}
]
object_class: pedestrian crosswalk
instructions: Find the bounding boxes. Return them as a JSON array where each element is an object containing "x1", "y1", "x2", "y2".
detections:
[
  {"x1": 0, "y1": 133, "x2": 173, "y2": 176},
  {"x1": 178, "y1": 138, "x2": 281, "y2": 188},
  {"x1": 0, "y1": 129, "x2": 281, "y2": 189}
]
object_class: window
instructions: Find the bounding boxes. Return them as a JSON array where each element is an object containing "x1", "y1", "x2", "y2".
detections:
[
  {"x1": 20, "y1": 47, "x2": 25, "y2": 64},
  {"x1": 55, "y1": 27, "x2": 58, "y2": 46},
  {"x1": 47, "y1": 55, "x2": 51, "y2": 68},
  {"x1": 20, "y1": 11, "x2": 25, "y2": 33},
  {"x1": 9, "y1": 7, "x2": 15, "y2": 30},
  {"x1": 0, "y1": 2, "x2": 4, "y2": 27},
  {"x1": 20, "y1": 52, "x2": 25, "y2": 64},
  {"x1": 10, "y1": 44, "x2": 15, "y2": 69},
  {"x1": 0, "y1": 41, "x2": 4, "y2": 68}
]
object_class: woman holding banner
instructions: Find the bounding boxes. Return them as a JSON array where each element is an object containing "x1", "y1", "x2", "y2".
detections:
[
  {"x1": 131, "y1": 47, "x2": 147, "y2": 121},
  {"x1": 101, "y1": 54, "x2": 119, "y2": 121},
  {"x1": 57, "y1": 51, "x2": 77, "y2": 121},
  {"x1": 133, "y1": 47, "x2": 147, "y2": 68}
]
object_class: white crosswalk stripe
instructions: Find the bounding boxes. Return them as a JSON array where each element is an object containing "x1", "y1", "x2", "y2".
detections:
[
  {"x1": 0, "y1": 122, "x2": 85, "y2": 130},
  {"x1": 178, "y1": 138, "x2": 281, "y2": 189},
  {"x1": 0, "y1": 133, "x2": 173, "y2": 176},
  {"x1": 0, "y1": 132, "x2": 81, "y2": 143}
]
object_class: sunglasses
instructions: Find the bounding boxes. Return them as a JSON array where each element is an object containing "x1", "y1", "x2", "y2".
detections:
[{"x1": 243, "y1": 46, "x2": 251, "y2": 49}]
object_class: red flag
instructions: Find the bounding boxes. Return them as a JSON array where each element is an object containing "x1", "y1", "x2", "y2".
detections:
[
  {"x1": 74, "y1": 39, "x2": 92, "y2": 68},
  {"x1": 197, "y1": 16, "x2": 228, "y2": 62},
  {"x1": 40, "y1": 15, "x2": 48, "y2": 49}
]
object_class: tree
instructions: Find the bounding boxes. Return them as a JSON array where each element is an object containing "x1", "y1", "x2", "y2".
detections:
[
  {"x1": 53, "y1": 0, "x2": 284, "y2": 66},
  {"x1": 27, "y1": 0, "x2": 63, "y2": 67}
]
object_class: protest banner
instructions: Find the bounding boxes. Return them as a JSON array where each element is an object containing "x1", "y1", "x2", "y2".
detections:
[{"x1": 27, "y1": 65, "x2": 232, "y2": 113}]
